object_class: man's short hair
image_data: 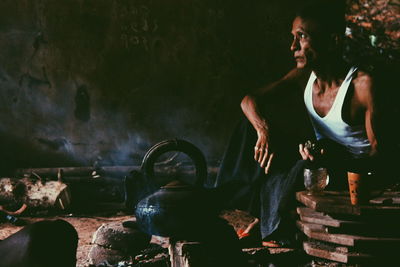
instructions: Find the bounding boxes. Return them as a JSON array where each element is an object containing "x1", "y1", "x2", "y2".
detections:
[{"x1": 296, "y1": 0, "x2": 346, "y2": 36}]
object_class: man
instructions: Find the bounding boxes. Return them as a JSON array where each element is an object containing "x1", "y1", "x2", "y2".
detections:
[
  {"x1": 243, "y1": 1, "x2": 376, "y2": 173},
  {"x1": 216, "y1": 0, "x2": 384, "y2": 247}
]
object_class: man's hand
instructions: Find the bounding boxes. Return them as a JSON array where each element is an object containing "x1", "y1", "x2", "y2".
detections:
[
  {"x1": 299, "y1": 141, "x2": 324, "y2": 161},
  {"x1": 254, "y1": 129, "x2": 274, "y2": 174}
]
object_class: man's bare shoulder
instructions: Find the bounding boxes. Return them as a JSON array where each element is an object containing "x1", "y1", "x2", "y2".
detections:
[
  {"x1": 353, "y1": 70, "x2": 373, "y2": 89},
  {"x1": 352, "y1": 70, "x2": 374, "y2": 105}
]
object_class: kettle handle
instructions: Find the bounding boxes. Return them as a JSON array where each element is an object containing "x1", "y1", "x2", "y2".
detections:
[{"x1": 141, "y1": 139, "x2": 207, "y2": 187}]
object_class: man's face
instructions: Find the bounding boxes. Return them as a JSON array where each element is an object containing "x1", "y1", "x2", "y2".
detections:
[{"x1": 290, "y1": 16, "x2": 324, "y2": 69}]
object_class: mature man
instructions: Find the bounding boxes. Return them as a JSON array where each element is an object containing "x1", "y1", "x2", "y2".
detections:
[
  {"x1": 244, "y1": 0, "x2": 378, "y2": 169},
  {"x1": 216, "y1": 0, "x2": 386, "y2": 246}
]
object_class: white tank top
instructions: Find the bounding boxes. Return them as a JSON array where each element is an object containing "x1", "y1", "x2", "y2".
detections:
[{"x1": 304, "y1": 67, "x2": 371, "y2": 158}]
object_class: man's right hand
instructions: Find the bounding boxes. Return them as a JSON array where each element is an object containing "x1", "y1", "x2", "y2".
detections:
[
  {"x1": 254, "y1": 129, "x2": 274, "y2": 174},
  {"x1": 241, "y1": 69, "x2": 309, "y2": 175}
]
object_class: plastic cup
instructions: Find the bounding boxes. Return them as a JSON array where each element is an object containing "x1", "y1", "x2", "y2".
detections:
[{"x1": 347, "y1": 172, "x2": 370, "y2": 205}]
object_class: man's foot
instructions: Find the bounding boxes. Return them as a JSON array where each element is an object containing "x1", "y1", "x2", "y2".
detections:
[
  {"x1": 236, "y1": 228, "x2": 249, "y2": 239},
  {"x1": 262, "y1": 240, "x2": 282, "y2": 248},
  {"x1": 236, "y1": 218, "x2": 262, "y2": 248},
  {"x1": 236, "y1": 218, "x2": 259, "y2": 239},
  {"x1": 262, "y1": 238, "x2": 293, "y2": 248}
]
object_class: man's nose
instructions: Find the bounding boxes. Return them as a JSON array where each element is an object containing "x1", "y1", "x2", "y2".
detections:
[{"x1": 290, "y1": 38, "x2": 299, "y2": 51}]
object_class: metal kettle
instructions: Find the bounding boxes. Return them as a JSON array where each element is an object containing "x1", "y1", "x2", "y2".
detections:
[{"x1": 135, "y1": 139, "x2": 211, "y2": 238}]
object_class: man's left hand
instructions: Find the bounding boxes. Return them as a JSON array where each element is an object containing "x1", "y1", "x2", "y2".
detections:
[{"x1": 299, "y1": 143, "x2": 324, "y2": 161}]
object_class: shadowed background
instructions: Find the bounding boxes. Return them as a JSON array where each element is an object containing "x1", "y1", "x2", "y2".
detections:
[
  {"x1": 0, "y1": 0, "x2": 398, "y2": 174},
  {"x1": 0, "y1": 0, "x2": 300, "y2": 172}
]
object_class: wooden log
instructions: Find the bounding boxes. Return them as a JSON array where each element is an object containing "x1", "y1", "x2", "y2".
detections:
[
  {"x1": 0, "y1": 177, "x2": 71, "y2": 211},
  {"x1": 14, "y1": 166, "x2": 219, "y2": 179},
  {"x1": 14, "y1": 166, "x2": 138, "y2": 178},
  {"x1": 169, "y1": 241, "x2": 204, "y2": 267},
  {"x1": 297, "y1": 207, "x2": 363, "y2": 228},
  {"x1": 369, "y1": 191, "x2": 400, "y2": 205},
  {"x1": 297, "y1": 207, "x2": 400, "y2": 236},
  {"x1": 297, "y1": 220, "x2": 400, "y2": 248},
  {"x1": 296, "y1": 191, "x2": 400, "y2": 216},
  {"x1": 303, "y1": 241, "x2": 372, "y2": 263},
  {"x1": 303, "y1": 240, "x2": 398, "y2": 264}
]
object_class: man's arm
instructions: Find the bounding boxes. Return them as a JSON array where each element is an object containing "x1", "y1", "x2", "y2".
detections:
[
  {"x1": 354, "y1": 72, "x2": 378, "y2": 155},
  {"x1": 241, "y1": 67, "x2": 310, "y2": 173}
]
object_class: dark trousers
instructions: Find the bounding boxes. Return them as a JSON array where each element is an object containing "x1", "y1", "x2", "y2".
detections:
[
  {"x1": 214, "y1": 115, "x2": 398, "y2": 239},
  {"x1": 214, "y1": 116, "x2": 307, "y2": 239}
]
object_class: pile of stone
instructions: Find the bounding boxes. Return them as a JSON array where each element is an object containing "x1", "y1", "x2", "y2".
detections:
[{"x1": 88, "y1": 221, "x2": 169, "y2": 266}]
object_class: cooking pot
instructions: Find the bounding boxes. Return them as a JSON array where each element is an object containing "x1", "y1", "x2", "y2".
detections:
[{"x1": 135, "y1": 139, "x2": 213, "y2": 238}]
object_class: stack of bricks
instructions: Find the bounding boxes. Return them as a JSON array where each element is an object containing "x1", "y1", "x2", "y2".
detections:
[{"x1": 296, "y1": 191, "x2": 400, "y2": 265}]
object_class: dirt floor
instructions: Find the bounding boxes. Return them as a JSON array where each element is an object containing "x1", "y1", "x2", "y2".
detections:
[
  {"x1": 0, "y1": 214, "x2": 132, "y2": 267},
  {"x1": 0, "y1": 210, "x2": 303, "y2": 267},
  {"x1": 0, "y1": 209, "x2": 260, "y2": 267}
]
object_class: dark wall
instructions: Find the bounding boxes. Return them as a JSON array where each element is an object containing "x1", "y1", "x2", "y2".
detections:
[{"x1": 0, "y1": 0, "x2": 300, "y2": 171}]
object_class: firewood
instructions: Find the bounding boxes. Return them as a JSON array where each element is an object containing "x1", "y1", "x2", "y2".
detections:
[
  {"x1": 14, "y1": 166, "x2": 219, "y2": 179},
  {"x1": 0, "y1": 177, "x2": 71, "y2": 211}
]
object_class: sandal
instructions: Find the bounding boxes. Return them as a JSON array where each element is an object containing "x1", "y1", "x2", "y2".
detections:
[
  {"x1": 262, "y1": 238, "x2": 293, "y2": 248},
  {"x1": 262, "y1": 240, "x2": 282, "y2": 248},
  {"x1": 236, "y1": 218, "x2": 259, "y2": 239},
  {"x1": 236, "y1": 228, "x2": 250, "y2": 239}
]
